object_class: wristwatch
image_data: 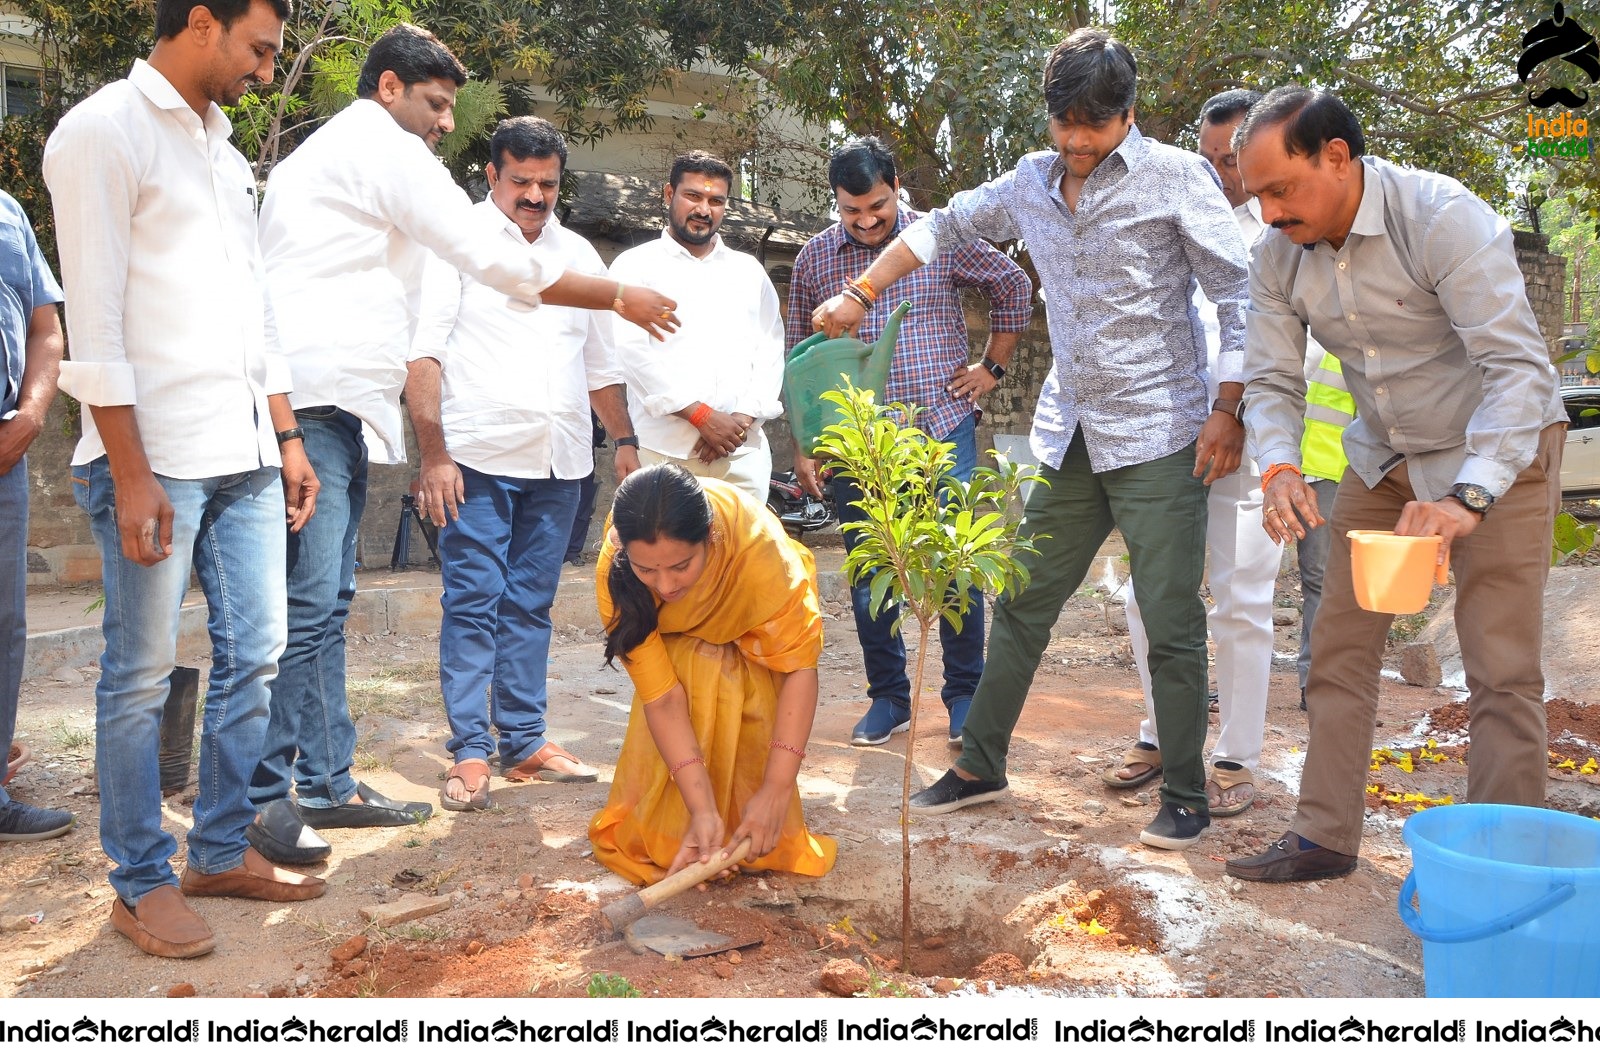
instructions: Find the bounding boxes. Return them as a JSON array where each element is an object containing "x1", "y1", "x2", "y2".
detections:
[
  {"x1": 614, "y1": 435, "x2": 640, "y2": 450},
  {"x1": 1447, "y1": 482, "x2": 1495, "y2": 514},
  {"x1": 275, "y1": 427, "x2": 305, "y2": 446},
  {"x1": 980, "y1": 356, "x2": 1007, "y2": 381},
  {"x1": 1211, "y1": 397, "x2": 1243, "y2": 422}
]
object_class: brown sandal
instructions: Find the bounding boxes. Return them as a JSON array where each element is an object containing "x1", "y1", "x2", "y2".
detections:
[
  {"x1": 501, "y1": 741, "x2": 598, "y2": 784},
  {"x1": 1206, "y1": 762, "x2": 1256, "y2": 818},
  {"x1": 441, "y1": 759, "x2": 492, "y2": 811},
  {"x1": 1101, "y1": 742, "x2": 1162, "y2": 789}
]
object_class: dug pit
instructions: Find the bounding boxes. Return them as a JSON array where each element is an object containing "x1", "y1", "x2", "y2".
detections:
[{"x1": 779, "y1": 828, "x2": 1170, "y2": 989}]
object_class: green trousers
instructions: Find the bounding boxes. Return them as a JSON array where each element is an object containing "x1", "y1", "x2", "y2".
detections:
[{"x1": 955, "y1": 430, "x2": 1212, "y2": 811}]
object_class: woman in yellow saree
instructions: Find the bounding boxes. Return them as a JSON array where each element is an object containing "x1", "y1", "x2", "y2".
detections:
[{"x1": 589, "y1": 464, "x2": 837, "y2": 885}]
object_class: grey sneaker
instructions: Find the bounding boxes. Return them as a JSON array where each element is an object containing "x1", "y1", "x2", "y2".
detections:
[
  {"x1": 1138, "y1": 802, "x2": 1210, "y2": 851},
  {"x1": 0, "y1": 800, "x2": 75, "y2": 842}
]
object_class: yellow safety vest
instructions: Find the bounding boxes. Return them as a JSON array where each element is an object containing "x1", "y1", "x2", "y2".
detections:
[{"x1": 1301, "y1": 351, "x2": 1354, "y2": 481}]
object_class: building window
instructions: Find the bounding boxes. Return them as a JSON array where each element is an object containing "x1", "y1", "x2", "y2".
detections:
[{"x1": 1, "y1": 65, "x2": 41, "y2": 117}]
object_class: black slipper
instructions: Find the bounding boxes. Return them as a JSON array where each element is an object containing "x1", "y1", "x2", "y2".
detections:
[{"x1": 246, "y1": 799, "x2": 331, "y2": 865}]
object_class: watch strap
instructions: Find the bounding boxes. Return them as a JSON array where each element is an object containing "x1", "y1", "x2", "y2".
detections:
[
  {"x1": 275, "y1": 427, "x2": 305, "y2": 446},
  {"x1": 980, "y1": 356, "x2": 1007, "y2": 381},
  {"x1": 1211, "y1": 397, "x2": 1243, "y2": 421},
  {"x1": 614, "y1": 435, "x2": 640, "y2": 449}
]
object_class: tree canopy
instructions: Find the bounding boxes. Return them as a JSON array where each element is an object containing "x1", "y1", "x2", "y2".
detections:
[{"x1": 765, "y1": 1, "x2": 1558, "y2": 212}]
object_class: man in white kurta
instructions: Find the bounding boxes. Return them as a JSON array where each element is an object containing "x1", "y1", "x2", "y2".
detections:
[{"x1": 609, "y1": 152, "x2": 784, "y2": 503}]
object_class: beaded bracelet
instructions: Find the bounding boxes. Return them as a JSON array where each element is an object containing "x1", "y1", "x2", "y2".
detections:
[
  {"x1": 687, "y1": 402, "x2": 714, "y2": 428},
  {"x1": 851, "y1": 274, "x2": 877, "y2": 302},
  {"x1": 1260, "y1": 462, "x2": 1303, "y2": 492},
  {"x1": 841, "y1": 286, "x2": 872, "y2": 311},
  {"x1": 843, "y1": 279, "x2": 876, "y2": 308},
  {"x1": 769, "y1": 740, "x2": 807, "y2": 760},
  {"x1": 668, "y1": 755, "x2": 705, "y2": 778}
]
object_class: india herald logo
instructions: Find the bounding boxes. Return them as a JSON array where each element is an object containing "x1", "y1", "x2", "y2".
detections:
[{"x1": 1520, "y1": 3, "x2": 1600, "y2": 108}]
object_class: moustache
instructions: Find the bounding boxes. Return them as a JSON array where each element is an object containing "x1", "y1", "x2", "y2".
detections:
[
  {"x1": 516, "y1": 200, "x2": 547, "y2": 213},
  {"x1": 1529, "y1": 85, "x2": 1591, "y2": 108},
  {"x1": 1270, "y1": 218, "x2": 1303, "y2": 230}
]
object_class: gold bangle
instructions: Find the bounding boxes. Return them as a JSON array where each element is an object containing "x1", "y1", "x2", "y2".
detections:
[{"x1": 612, "y1": 281, "x2": 626, "y2": 314}]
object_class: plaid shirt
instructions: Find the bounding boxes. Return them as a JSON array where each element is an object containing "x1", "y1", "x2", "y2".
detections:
[{"x1": 785, "y1": 208, "x2": 1032, "y2": 441}]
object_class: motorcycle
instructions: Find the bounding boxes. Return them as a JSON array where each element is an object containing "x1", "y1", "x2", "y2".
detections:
[{"x1": 767, "y1": 468, "x2": 837, "y2": 537}]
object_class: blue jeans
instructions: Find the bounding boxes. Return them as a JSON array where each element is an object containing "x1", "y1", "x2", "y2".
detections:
[
  {"x1": 251, "y1": 408, "x2": 364, "y2": 810},
  {"x1": 564, "y1": 466, "x2": 598, "y2": 563},
  {"x1": 833, "y1": 412, "x2": 984, "y2": 709},
  {"x1": 0, "y1": 456, "x2": 27, "y2": 810},
  {"x1": 74, "y1": 457, "x2": 286, "y2": 904},
  {"x1": 440, "y1": 464, "x2": 580, "y2": 766}
]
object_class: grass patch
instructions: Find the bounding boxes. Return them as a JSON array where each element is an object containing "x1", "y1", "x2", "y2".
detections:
[
  {"x1": 586, "y1": 973, "x2": 642, "y2": 998},
  {"x1": 347, "y1": 663, "x2": 441, "y2": 721},
  {"x1": 48, "y1": 722, "x2": 93, "y2": 752},
  {"x1": 374, "y1": 921, "x2": 450, "y2": 944}
]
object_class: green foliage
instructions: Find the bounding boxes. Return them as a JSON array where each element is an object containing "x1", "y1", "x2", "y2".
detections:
[
  {"x1": 1115, "y1": 0, "x2": 1539, "y2": 213},
  {"x1": 763, "y1": 1, "x2": 1090, "y2": 207},
  {"x1": 816, "y1": 383, "x2": 1040, "y2": 634},
  {"x1": 762, "y1": 1, "x2": 1559, "y2": 218},
  {"x1": 815, "y1": 379, "x2": 1038, "y2": 968},
  {"x1": 585, "y1": 972, "x2": 643, "y2": 998},
  {"x1": 1553, "y1": 510, "x2": 1597, "y2": 565}
]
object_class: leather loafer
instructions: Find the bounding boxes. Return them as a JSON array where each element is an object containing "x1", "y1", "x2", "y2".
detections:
[
  {"x1": 181, "y1": 848, "x2": 326, "y2": 902},
  {"x1": 295, "y1": 781, "x2": 434, "y2": 829},
  {"x1": 110, "y1": 885, "x2": 215, "y2": 959},
  {"x1": 1225, "y1": 830, "x2": 1357, "y2": 882},
  {"x1": 247, "y1": 799, "x2": 331, "y2": 865}
]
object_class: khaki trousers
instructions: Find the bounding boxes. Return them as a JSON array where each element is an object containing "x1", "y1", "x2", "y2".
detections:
[{"x1": 1294, "y1": 425, "x2": 1564, "y2": 855}]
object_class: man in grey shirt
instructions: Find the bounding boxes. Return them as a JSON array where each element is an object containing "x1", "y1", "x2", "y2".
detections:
[
  {"x1": 1226, "y1": 87, "x2": 1566, "y2": 883},
  {"x1": 814, "y1": 29, "x2": 1250, "y2": 852}
]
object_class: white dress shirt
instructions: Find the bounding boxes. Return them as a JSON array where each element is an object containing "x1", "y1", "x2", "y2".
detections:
[
  {"x1": 259, "y1": 99, "x2": 566, "y2": 464},
  {"x1": 608, "y1": 230, "x2": 784, "y2": 459},
  {"x1": 411, "y1": 203, "x2": 620, "y2": 479},
  {"x1": 44, "y1": 60, "x2": 286, "y2": 478},
  {"x1": 1193, "y1": 198, "x2": 1266, "y2": 398}
]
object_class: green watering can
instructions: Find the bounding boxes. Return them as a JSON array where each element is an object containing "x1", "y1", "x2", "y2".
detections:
[{"x1": 784, "y1": 300, "x2": 911, "y2": 456}]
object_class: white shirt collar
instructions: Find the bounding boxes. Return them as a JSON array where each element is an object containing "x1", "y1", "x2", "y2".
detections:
[
  {"x1": 656, "y1": 226, "x2": 725, "y2": 261},
  {"x1": 128, "y1": 58, "x2": 232, "y2": 139}
]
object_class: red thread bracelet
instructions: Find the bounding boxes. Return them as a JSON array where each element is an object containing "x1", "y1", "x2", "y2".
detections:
[
  {"x1": 668, "y1": 755, "x2": 704, "y2": 777},
  {"x1": 1260, "y1": 462, "x2": 1302, "y2": 492},
  {"x1": 769, "y1": 740, "x2": 806, "y2": 760},
  {"x1": 688, "y1": 402, "x2": 713, "y2": 429}
]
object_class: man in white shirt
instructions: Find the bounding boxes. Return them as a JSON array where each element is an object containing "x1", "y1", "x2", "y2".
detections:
[
  {"x1": 1113, "y1": 90, "x2": 1283, "y2": 817},
  {"x1": 45, "y1": 0, "x2": 325, "y2": 960},
  {"x1": 406, "y1": 117, "x2": 638, "y2": 807},
  {"x1": 251, "y1": 24, "x2": 679, "y2": 861},
  {"x1": 610, "y1": 152, "x2": 785, "y2": 503}
]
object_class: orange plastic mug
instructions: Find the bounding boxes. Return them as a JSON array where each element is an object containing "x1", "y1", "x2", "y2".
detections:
[{"x1": 1347, "y1": 530, "x2": 1449, "y2": 615}]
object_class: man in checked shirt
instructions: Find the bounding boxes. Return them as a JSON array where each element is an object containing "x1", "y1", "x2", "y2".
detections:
[
  {"x1": 787, "y1": 136, "x2": 1033, "y2": 750},
  {"x1": 814, "y1": 30, "x2": 1249, "y2": 851}
]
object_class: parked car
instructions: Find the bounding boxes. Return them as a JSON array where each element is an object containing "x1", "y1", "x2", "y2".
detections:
[{"x1": 1562, "y1": 385, "x2": 1600, "y2": 498}]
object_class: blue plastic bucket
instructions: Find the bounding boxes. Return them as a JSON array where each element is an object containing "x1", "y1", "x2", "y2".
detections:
[{"x1": 1399, "y1": 804, "x2": 1600, "y2": 997}]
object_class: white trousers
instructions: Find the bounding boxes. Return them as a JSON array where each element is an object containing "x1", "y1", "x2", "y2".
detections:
[
  {"x1": 1125, "y1": 463, "x2": 1283, "y2": 771},
  {"x1": 637, "y1": 428, "x2": 772, "y2": 508}
]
